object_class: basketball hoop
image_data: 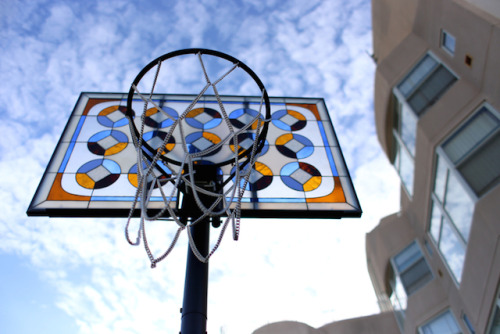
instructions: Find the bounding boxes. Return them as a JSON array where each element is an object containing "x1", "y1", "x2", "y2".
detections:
[{"x1": 124, "y1": 49, "x2": 271, "y2": 266}]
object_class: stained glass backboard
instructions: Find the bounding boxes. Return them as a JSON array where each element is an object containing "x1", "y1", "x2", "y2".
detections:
[{"x1": 27, "y1": 92, "x2": 361, "y2": 219}]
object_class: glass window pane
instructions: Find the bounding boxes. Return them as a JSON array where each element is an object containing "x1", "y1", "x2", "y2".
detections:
[
  {"x1": 442, "y1": 31, "x2": 456, "y2": 54},
  {"x1": 398, "y1": 55, "x2": 438, "y2": 97},
  {"x1": 401, "y1": 258, "x2": 433, "y2": 295},
  {"x1": 394, "y1": 242, "x2": 433, "y2": 295},
  {"x1": 400, "y1": 143, "x2": 415, "y2": 195},
  {"x1": 420, "y1": 66, "x2": 456, "y2": 104},
  {"x1": 394, "y1": 242, "x2": 421, "y2": 272},
  {"x1": 408, "y1": 91, "x2": 428, "y2": 115},
  {"x1": 440, "y1": 217, "x2": 466, "y2": 282},
  {"x1": 401, "y1": 103, "x2": 417, "y2": 157},
  {"x1": 434, "y1": 155, "x2": 448, "y2": 202},
  {"x1": 421, "y1": 310, "x2": 462, "y2": 334},
  {"x1": 443, "y1": 108, "x2": 499, "y2": 164},
  {"x1": 430, "y1": 200, "x2": 442, "y2": 243},
  {"x1": 408, "y1": 65, "x2": 456, "y2": 115},
  {"x1": 459, "y1": 133, "x2": 500, "y2": 195},
  {"x1": 392, "y1": 276, "x2": 408, "y2": 312},
  {"x1": 444, "y1": 171, "x2": 474, "y2": 242}
]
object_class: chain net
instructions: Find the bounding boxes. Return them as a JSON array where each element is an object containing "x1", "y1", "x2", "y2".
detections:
[{"x1": 124, "y1": 52, "x2": 268, "y2": 267}]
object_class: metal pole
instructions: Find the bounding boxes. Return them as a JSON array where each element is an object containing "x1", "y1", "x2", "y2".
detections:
[
  {"x1": 180, "y1": 218, "x2": 209, "y2": 334},
  {"x1": 179, "y1": 165, "x2": 220, "y2": 334}
]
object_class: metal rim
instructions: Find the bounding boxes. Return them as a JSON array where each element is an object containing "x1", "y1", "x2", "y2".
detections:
[{"x1": 126, "y1": 48, "x2": 270, "y2": 168}]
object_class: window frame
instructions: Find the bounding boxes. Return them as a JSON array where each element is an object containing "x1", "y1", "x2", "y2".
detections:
[
  {"x1": 429, "y1": 103, "x2": 500, "y2": 284},
  {"x1": 396, "y1": 53, "x2": 458, "y2": 116},
  {"x1": 418, "y1": 309, "x2": 462, "y2": 334},
  {"x1": 392, "y1": 53, "x2": 458, "y2": 198},
  {"x1": 390, "y1": 241, "x2": 433, "y2": 296},
  {"x1": 441, "y1": 30, "x2": 456, "y2": 56}
]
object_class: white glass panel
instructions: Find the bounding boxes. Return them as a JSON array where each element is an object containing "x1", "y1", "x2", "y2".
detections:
[
  {"x1": 392, "y1": 276, "x2": 408, "y2": 313},
  {"x1": 430, "y1": 200, "x2": 442, "y2": 243},
  {"x1": 391, "y1": 277, "x2": 407, "y2": 332},
  {"x1": 439, "y1": 217, "x2": 466, "y2": 282},
  {"x1": 443, "y1": 109, "x2": 499, "y2": 164},
  {"x1": 401, "y1": 103, "x2": 417, "y2": 156},
  {"x1": 444, "y1": 171, "x2": 474, "y2": 242},
  {"x1": 460, "y1": 133, "x2": 500, "y2": 195},
  {"x1": 434, "y1": 155, "x2": 448, "y2": 202},
  {"x1": 399, "y1": 142, "x2": 415, "y2": 196}
]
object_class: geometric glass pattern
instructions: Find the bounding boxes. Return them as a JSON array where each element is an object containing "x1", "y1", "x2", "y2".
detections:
[
  {"x1": 143, "y1": 130, "x2": 176, "y2": 154},
  {"x1": 229, "y1": 133, "x2": 269, "y2": 156},
  {"x1": 186, "y1": 132, "x2": 221, "y2": 156},
  {"x1": 185, "y1": 108, "x2": 222, "y2": 129},
  {"x1": 88, "y1": 130, "x2": 128, "y2": 156},
  {"x1": 144, "y1": 106, "x2": 178, "y2": 128},
  {"x1": 97, "y1": 105, "x2": 130, "y2": 127},
  {"x1": 27, "y1": 93, "x2": 361, "y2": 219},
  {"x1": 233, "y1": 161, "x2": 273, "y2": 192},
  {"x1": 276, "y1": 133, "x2": 313, "y2": 159},
  {"x1": 281, "y1": 162, "x2": 321, "y2": 192},
  {"x1": 76, "y1": 159, "x2": 121, "y2": 189},
  {"x1": 272, "y1": 109, "x2": 307, "y2": 131},
  {"x1": 229, "y1": 108, "x2": 264, "y2": 130}
]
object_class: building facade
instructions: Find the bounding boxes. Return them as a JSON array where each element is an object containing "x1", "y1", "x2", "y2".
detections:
[
  {"x1": 254, "y1": 0, "x2": 500, "y2": 333},
  {"x1": 367, "y1": 0, "x2": 500, "y2": 333}
]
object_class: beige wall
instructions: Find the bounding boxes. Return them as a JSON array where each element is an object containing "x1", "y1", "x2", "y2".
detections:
[
  {"x1": 253, "y1": 313, "x2": 399, "y2": 334},
  {"x1": 253, "y1": 0, "x2": 500, "y2": 332},
  {"x1": 371, "y1": 0, "x2": 418, "y2": 62},
  {"x1": 253, "y1": 321, "x2": 322, "y2": 334},
  {"x1": 369, "y1": 0, "x2": 500, "y2": 333},
  {"x1": 461, "y1": 0, "x2": 500, "y2": 21}
]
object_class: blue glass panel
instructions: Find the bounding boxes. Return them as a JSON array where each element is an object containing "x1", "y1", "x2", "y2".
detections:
[{"x1": 317, "y1": 121, "x2": 338, "y2": 176}]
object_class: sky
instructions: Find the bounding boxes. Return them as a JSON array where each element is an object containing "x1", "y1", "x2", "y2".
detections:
[{"x1": 0, "y1": 0, "x2": 400, "y2": 333}]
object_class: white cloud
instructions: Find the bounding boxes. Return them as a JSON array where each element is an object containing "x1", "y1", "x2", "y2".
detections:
[{"x1": 0, "y1": 0, "x2": 400, "y2": 333}]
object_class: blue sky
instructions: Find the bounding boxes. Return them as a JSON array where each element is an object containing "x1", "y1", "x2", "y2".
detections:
[{"x1": 0, "y1": 0, "x2": 400, "y2": 333}]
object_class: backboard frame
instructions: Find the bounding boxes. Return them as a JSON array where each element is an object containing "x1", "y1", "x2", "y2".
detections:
[{"x1": 27, "y1": 92, "x2": 362, "y2": 219}]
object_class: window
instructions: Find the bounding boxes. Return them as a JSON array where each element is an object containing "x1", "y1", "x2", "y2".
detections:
[
  {"x1": 443, "y1": 106, "x2": 500, "y2": 196},
  {"x1": 390, "y1": 241, "x2": 433, "y2": 332},
  {"x1": 393, "y1": 100, "x2": 417, "y2": 195},
  {"x1": 488, "y1": 293, "x2": 500, "y2": 334},
  {"x1": 442, "y1": 31, "x2": 456, "y2": 55},
  {"x1": 397, "y1": 54, "x2": 457, "y2": 115},
  {"x1": 392, "y1": 241, "x2": 433, "y2": 294},
  {"x1": 430, "y1": 105, "x2": 500, "y2": 283},
  {"x1": 393, "y1": 54, "x2": 457, "y2": 196},
  {"x1": 419, "y1": 310, "x2": 462, "y2": 334}
]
